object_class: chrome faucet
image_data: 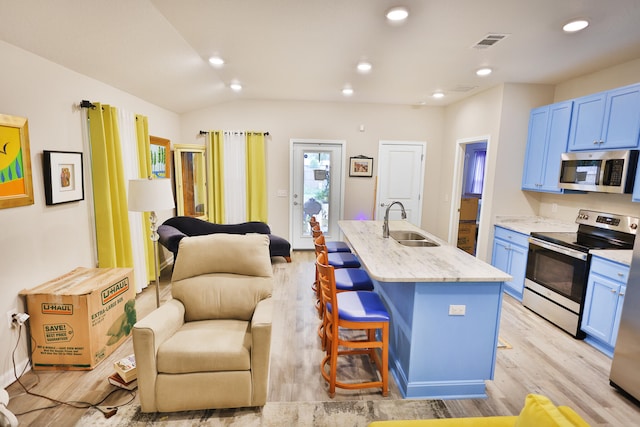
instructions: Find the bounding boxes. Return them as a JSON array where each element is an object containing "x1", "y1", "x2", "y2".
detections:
[{"x1": 382, "y1": 201, "x2": 407, "y2": 238}]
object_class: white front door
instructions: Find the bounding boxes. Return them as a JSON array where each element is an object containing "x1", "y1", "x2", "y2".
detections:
[
  {"x1": 375, "y1": 141, "x2": 425, "y2": 226},
  {"x1": 290, "y1": 140, "x2": 345, "y2": 249}
]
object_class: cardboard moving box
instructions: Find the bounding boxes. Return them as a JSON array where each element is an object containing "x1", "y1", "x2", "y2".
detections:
[
  {"x1": 459, "y1": 198, "x2": 479, "y2": 221},
  {"x1": 20, "y1": 267, "x2": 136, "y2": 370},
  {"x1": 457, "y1": 221, "x2": 477, "y2": 255}
]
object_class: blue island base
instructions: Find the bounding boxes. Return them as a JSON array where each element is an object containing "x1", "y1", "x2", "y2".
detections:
[{"x1": 375, "y1": 280, "x2": 504, "y2": 400}]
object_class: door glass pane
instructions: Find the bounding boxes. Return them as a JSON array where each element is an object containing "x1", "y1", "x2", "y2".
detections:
[{"x1": 302, "y1": 151, "x2": 330, "y2": 236}]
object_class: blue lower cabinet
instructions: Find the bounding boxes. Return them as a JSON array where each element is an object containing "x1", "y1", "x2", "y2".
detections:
[
  {"x1": 491, "y1": 226, "x2": 529, "y2": 301},
  {"x1": 581, "y1": 256, "x2": 629, "y2": 357}
]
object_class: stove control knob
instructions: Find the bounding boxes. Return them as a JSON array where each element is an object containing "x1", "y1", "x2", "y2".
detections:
[{"x1": 631, "y1": 223, "x2": 638, "y2": 230}]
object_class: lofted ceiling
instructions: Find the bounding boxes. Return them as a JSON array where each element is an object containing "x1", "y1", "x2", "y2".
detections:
[{"x1": 1, "y1": 0, "x2": 640, "y2": 114}]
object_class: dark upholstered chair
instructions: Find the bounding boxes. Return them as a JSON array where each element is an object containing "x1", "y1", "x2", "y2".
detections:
[{"x1": 158, "y1": 216, "x2": 291, "y2": 262}]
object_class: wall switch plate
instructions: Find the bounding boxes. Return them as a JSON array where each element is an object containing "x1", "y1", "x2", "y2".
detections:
[{"x1": 448, "y1": 304, "x2": 466, "y2": 316}]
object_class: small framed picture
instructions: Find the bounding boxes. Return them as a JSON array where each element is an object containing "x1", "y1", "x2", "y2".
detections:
[
  {"x1": 150, "y1": 135, "x2": 171, "y2": 178},
  {"x1": 43, "y1": 151, "x2": 84, "y2": 205},
  {"x1": 349, "y1": 156, "x2": 374, "y2": 177}
]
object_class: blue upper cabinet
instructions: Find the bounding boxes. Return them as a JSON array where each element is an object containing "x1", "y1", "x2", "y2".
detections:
[
  {"x1": 522, "y1": 101, "x2": 573, "y2": 192},
  {"x1": 568, "y1": 83, "x2": 640, "y2": 151}
]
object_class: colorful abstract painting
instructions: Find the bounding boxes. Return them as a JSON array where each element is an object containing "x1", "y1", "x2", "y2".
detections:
[{"x1": 0, "y1": 114, "x2": 34, "y2": 209}]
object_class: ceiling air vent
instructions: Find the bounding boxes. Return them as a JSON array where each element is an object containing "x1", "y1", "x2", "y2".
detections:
[
  {"x1": 472, "y1": 33, "x2": 509, "y2": 49},
  {"x1": 448, "y1": 85, "x2": 478, "y2": 93}
]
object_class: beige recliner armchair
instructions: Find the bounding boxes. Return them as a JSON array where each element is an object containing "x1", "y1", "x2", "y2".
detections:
[{"x1": 133, "y1": 233, "x2": 274, "y2": 413}]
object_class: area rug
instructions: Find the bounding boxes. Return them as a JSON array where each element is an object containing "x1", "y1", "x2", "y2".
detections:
[{"x1": 77, "y1": 399, "x2": 452, "y2": 426}]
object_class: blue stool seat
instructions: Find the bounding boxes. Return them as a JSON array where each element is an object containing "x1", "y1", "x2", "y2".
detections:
[
  {"x1": 326, "y1": 241, "x2": 352, "y2": 253},
  {"x1": 334, "y1": 268, "x2": 374, "y2": 291},
  {"x1": 327, "y1": 252, "x2": 361, "y2": 269},
  {"x1": 327, "y1": 291, "x2": 390, "y2": 322}
]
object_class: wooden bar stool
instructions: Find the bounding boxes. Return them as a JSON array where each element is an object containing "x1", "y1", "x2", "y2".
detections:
[
  {"x1": 316, "y1": 253, "x2": 389, "y2": 398},
  {"x1": 310, "y1": 218, "x2": 352, "y2": 253},
  {"x1": 313, "y1": 235, "x2": 372, "y2": 304},
  {"x1": 313, "y1": 237, "x2": 375, "y2": 350}
]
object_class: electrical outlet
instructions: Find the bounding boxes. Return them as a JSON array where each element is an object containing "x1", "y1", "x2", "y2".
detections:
[
  {"x1": 448, "y1": 304, "x2": 466, "y2": 316},
  {"x1": 7, "y1": 308, "x2": 17, "y2": 328}
]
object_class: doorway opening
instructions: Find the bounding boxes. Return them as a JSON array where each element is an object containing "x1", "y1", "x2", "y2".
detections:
[{"x1": 449, "y1": 137, "x2": 489, "y2": 256}]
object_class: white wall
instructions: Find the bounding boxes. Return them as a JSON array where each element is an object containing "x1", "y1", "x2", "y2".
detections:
[
  {"x1": 439, "y1": 84, "x2": 556, "y2": 260},
  {"x1": 0, "y1": 41, "x2": 180, "y2": 388},
  {"x1": 179, "y1": 100, "x2": 444, "y2": 239}
]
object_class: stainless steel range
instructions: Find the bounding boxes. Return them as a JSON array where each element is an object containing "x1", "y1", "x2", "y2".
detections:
[{"x1": 524, "y1": 209, "x2": 638, "y2": 338}]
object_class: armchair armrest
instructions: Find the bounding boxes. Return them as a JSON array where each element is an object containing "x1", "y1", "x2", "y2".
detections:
[
  {"x1": 133, "y1": 299, "x2": 185, "y2": 412},
  {"x1": 250, "y1": 297, "x2": 273, "y2": 406},
  {"x1": 157, "y1": 224, "x2": 187, "y2": 257}
]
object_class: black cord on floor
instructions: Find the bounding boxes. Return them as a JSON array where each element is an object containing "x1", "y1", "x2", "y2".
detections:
[{"x1": 9, "y1": 322, "x2": 135, "y2": 418}]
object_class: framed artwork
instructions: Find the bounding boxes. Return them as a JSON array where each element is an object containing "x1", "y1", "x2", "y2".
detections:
[
  {"x1": 349, "y1": 156, "x2": 374, "y2": 177},
  {"x1": 0, "y1": 114, "x2": 34, "y2": 209},
  {"x1": 150, "y1": 136, "x2": 171, "y2": 178},
  {"x1": 43, "y1": 151, "x2": 84, "y2": 205}
]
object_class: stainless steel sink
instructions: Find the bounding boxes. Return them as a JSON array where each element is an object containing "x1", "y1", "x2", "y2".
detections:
[
  {"x1": 396, "y1": 240, "x2": 439, "y2": 247},
  {"x1": 389, "y1": 230, "x2": 440, "y2": 247},
  {"x1": 389, "y1": 230, "x2": 426, "y2": 241}
]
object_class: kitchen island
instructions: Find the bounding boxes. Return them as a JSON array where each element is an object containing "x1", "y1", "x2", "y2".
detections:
[{"x1": 339, "y1": 220, "x2": 512, "y2": 399}]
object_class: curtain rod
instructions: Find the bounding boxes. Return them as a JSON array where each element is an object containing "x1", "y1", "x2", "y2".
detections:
[
  {"x1": 199, "y1": 130, "x2": 270, "y2": 136},
  {"x1": 79, "y1": 100, "x2": 97, "y2": 109}
]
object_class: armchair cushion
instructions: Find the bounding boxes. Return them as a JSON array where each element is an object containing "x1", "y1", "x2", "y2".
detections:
[
  {"x1": 157, "y1": 319, "x2": 251, "y2": 373},
  {"x1": 171, "y1": 234, "x2": 273, "y2": 321}
]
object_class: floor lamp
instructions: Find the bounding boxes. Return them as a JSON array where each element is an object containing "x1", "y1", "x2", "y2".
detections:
[{"x1": 128, "y1": 178, "x2": 175, "y2": 308}]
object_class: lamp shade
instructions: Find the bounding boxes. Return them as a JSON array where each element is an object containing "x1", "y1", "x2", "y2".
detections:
[{"x1": 128, "y1": 178, "x2": 175, "y2": 212}]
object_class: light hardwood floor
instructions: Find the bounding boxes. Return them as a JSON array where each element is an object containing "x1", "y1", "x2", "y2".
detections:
[{"x1": 6, "y1": 251, "x2": 640, "y2": 426}]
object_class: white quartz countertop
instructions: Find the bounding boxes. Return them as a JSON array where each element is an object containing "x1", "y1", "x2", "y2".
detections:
[
  {"x1": 339, "y1": 220, "x2": 512, "y2": 283},
  {"x1": 494, "y1": 216, "x2": 578, "y2": 235},
  {"x1": 590, "y1": 249, "x2": 633, "y2": 266},
  {"x1": 494, "y1": 216, "x2": 634, "y2": 265}
]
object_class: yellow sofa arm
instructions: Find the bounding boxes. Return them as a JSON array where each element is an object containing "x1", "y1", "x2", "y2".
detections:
[
  {"x1": 367, "y1": 394, "x2": 589, "y2": 427},
  {"x1": 369, "y1": 417, "x2": 518, "y2": 426}
]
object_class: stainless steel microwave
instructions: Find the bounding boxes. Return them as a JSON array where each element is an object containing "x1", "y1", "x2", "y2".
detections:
[{"x1": 558, "y1": 150, "x2": 638, "y2": 193}]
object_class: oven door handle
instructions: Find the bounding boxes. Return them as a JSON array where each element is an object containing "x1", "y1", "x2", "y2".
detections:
[{"x1": 528, "y1": 237, "x2": 588, "y2": 261}]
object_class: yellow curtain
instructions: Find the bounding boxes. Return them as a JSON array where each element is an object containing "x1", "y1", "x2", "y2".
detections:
[
  {"x1": 206, "y1": 131, "x2": 225, "y2": 223},
  {"x1": 87, "y1": 104, "x2": 133, "y2": 268},
  {"x1": 135, "y1": 115, "x2": 154, "y2": 281},
  {"x1": 246, "y1": 132, "x2": 267, "y2": 222}
]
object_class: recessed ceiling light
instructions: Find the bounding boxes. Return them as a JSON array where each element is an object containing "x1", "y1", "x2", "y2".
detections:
[
  {"x1": 386, "y1": 6, "x2": 409, "y2": 22},
  {"x1": 208, "y1": 56, "x2": 225, "y2": 67},
  {"x1": 563, "y1": 19, "x2": 589, "y2": 33},
  {"x1": 432, "y1": 92, "x2": 445, "y2": 99},
  {"x1": 342, "y1": 86, "x2": 354, "y2": 96},
  {"x1": 229, "y1": 82, "x2": 242, "y2": 92},
  {"x1": 476, "y1": 67, "x2": 493, "y2": 77},
  {"x1": 357, "y1": 61, "x2": 372, "y2": 73}
]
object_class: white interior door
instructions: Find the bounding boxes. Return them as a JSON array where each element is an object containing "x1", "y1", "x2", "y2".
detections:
[
  {"x1": 290, "y1": 140, "x2": 345, "y2": 249},
  {"x1": 375, "y1": 141, "x2": 425, "y2": 226}
]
